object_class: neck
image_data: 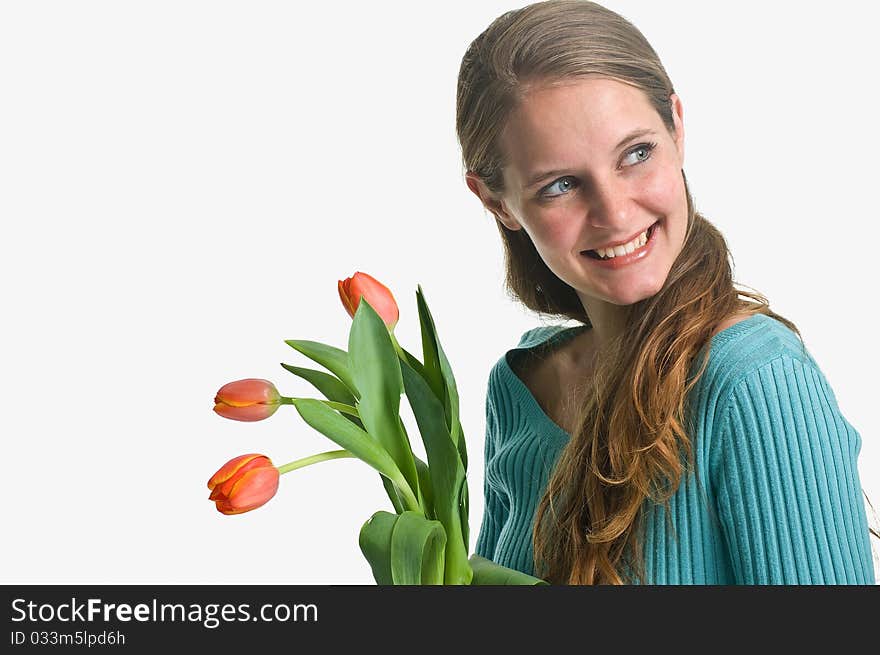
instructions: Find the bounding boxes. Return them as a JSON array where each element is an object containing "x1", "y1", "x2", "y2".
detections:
[{"x1": 579, "y1": 295, "x2": 628, "y2": 354}]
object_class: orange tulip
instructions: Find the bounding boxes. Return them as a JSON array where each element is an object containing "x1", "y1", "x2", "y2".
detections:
[
  {"x1": 214, "y1": 378, "x2": 282, "y2": 422},
  {"x1": 208, "y1": 454, "x2": 280, "y2": 515},
  {"x1": 338, "y1": 271, "x2": 399, "y2": 330}
]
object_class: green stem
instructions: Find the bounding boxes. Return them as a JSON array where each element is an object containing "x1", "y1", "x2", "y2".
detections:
[
  {"x1": 276, "y1": 449, "x2": 420, "y2": 515},
  {"x1": 276, "y1": 449, "x2": 355, "y2": 474}
]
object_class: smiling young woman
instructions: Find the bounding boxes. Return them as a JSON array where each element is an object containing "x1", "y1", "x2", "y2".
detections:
[{"x1": 457, "y1": 0, "x2": 877, "y2": 585}]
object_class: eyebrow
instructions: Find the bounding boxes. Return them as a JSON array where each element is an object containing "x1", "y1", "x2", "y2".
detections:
[{"x1": 523, "y1": 127, "x2": 657, "y2": 190}]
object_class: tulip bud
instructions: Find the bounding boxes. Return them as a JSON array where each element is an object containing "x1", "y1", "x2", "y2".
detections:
[
  {"x1": 214, "y1": 378, "x2": 282, "y2": 422},
  {"x1": 208, "y1": 454, "x2": 280, "y2": 515},
  {"x1": 338, "y1": 271, "x2": 399, "y2": 330}
]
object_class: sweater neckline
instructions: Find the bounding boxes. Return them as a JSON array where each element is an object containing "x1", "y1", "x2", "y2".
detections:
[{"x1": 500, "y1": 313, "x2": 769, "y2": 440}]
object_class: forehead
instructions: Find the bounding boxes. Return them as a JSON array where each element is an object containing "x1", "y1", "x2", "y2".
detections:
[{"x1": 501, "y1": 78, "x2": 658, "y2": 182}]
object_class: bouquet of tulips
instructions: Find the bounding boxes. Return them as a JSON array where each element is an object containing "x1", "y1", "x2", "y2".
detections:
[{"x1": 207, "y1": 272, "x2": 546, "y2": 585}]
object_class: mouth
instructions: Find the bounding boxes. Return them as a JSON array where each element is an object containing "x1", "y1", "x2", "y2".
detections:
[{"x1": 582, "y1": 220, "x2": 660, "y2": 261}]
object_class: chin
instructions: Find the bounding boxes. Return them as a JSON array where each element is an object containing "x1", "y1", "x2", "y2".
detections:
[
  {"x1": 607, "y1": 289, "x2": 659, "y2": 307},
  {"x1": 599, "y1": 272, "x2": 669, "y2": 306}
]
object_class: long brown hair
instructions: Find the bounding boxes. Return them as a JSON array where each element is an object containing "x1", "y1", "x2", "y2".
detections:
[{"x1": 456, "y1": 0, "x2": 873, "y2": 584}]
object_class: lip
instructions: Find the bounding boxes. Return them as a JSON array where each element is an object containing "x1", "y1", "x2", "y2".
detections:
[
  {"x1": 581, "y1": 220, "x2": 660, "y2": 269},
  {"x1": 583, "y1": 221, "x2": 659, "y2": 252}
]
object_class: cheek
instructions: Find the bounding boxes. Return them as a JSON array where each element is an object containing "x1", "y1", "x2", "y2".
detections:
[
  {"x1": 639, "y1": 164, "x2": 684, "y2": 210},
  {"x1": 522, "y1": 215, "x2": 579, "y2": 271},
  {"x1": 640, "y1": 166, "x2": 688, "y2": 244},
  {"x1": 527, "y1": 210, "x2": 576, "y2": 248}
]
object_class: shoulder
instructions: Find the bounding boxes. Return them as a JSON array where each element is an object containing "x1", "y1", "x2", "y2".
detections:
[
  {"x1": 704, "y1": 314, "x2": 859, "y2": 471},
  {"x1": 698, "y1": 312, "x2": 814, "y2": 391},
  {"x1": 711, "y1": 312, "x2": 753, "y2": 337},
  {"x1": 703, "y1": 317, "x2": 863, "y2": 497},
  {"x1": 515, "y1": 324, "x2": 576, "y2": 350},
  {"x1": 488, "y1": 324, "x2": 578, "y2": 377},
  {"x1": 690, "y1": 312, "x2": 819, "y2": 453}
]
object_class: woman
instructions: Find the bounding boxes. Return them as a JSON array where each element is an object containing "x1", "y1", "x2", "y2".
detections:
[{"x1": 457, "y1": 0, "x2": 876, "y2": 584}]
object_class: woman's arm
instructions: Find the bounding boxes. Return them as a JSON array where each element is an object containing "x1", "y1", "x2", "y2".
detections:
[{"x1": 714, "y1": 355, "x2": 875, "y2": 584}]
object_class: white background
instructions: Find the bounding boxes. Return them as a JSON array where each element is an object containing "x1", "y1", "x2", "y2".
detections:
[{"x1": 2, "y1": 1, "x2": 877, "y2": 584}]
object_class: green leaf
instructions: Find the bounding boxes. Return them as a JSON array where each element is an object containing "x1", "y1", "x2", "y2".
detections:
[
  {"x1": 390, "y1": 511, "x2": 447, "y2": 585},
  {"x1": 458, "y1": 477, "x2": 469, "y2": 552},
  {"x1": 380, "y1": 477, "x2": 405, "y2": 514},
  {"x1": 322, "y1": 400, "x2": 359, "y2": 417},
  {"x1": 398, "y1": 417, "x2": 434, "y2": 519},
  {"x1": 415, "y1": 287, "x2": 445, "y2": 403},
  {"x1": 284, "y1": 340, "x2": 358, "y2": 397},
  {"x1": 279, "y1": 362, "x2": 356, "y2": 405},
  {"x1": 400, "y1": 358, "x2": 471, "y2": 584},
  {"x1": 455, "y1": 417, "x2": 468, "y2": 472},
  {"x1": 414, "y1": 454, "x2": 434, "y2": 521},
  {"x1": 281, "y1": 363, "x2": 365, "y2": 431},
  {"x1": 279, "y1": 363, "x2": 402, "y2": 509},
  {"x1": 397, "y1": 341, "x2": 457, "y2": 477},
  {"x1": 416, "y1": 285, "x2": 468, "y2": 472},
  {"x1": 290, "y1": 397, "x2": 418, "y2": 511},
  {"x1": 349, "y1": 298, "x2": 421, "y2": 510},
  {"x1": 468, "y1": 554, "x2": 549, "y2": 585},
  {"x1": 397, "y1": 343, "x2": 429, "y2": 381},
  {"x1": 359, "y1": 511, "x2": 399, "y2": 585}
]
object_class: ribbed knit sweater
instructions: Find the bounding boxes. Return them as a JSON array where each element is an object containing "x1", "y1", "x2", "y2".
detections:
[{"x1": 474, "y1": 313, "x2": 875, "y2": 584}]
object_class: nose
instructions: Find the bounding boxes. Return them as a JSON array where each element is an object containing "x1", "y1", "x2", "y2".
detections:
[{"x1": 584, "y1": 174, "x2": 635, "y2": 231}]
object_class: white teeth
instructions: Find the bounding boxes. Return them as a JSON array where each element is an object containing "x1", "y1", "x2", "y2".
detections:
[{"x1": 595, "y1": 228, "x2": 649, "y2": 259}]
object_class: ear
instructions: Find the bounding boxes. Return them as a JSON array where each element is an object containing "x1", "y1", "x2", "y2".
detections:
[
  {"x1": 465, "y1": 171, "x2": 522, "y2": 231},
  {"x1": 669, "y1": 93, "x2": 685, "y2": 166}
]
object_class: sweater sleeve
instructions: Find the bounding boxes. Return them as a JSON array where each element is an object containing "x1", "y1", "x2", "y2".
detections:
[
  {"x1": 474, "y1": 374, "x2": 509, "y2": 560},
  {"x1": 714, "y1": 355, "x2": 875, "y2": 584}
]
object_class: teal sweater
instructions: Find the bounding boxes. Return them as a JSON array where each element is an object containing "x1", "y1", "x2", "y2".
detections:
[{"x1": 474, "y1": 313, "x2": 875, "y2": 584}]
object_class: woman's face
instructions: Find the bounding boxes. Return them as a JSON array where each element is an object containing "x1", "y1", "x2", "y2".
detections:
[{"x1": 470, "y1": 77, "x2": 687, "y2": 309}]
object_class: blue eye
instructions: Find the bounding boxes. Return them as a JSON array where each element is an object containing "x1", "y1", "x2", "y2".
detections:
[
  {"x1": 539, "y1": 141, "x2": 658, "y2": 200},
  {"x1": 542, "y1": 176, "x2": 577, "y2": 198}
]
